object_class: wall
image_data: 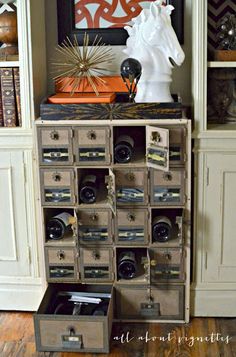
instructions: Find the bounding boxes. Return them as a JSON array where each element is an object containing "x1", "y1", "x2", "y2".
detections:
[{"x1": 45, "y1": 0, "x2": 192, "y2": 105}]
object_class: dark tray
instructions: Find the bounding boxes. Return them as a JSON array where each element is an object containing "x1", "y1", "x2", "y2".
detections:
[{"x1": 40, "y1": 93, "x2": 183, "y2": 121}]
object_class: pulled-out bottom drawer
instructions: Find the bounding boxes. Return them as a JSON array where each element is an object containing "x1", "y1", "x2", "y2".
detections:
[
  {"x1": 34, "y1": 284, "x2": 113, "y2": 353},
  {"x1": 116, "y1": 285, "x2": 184, "y2": 321}
]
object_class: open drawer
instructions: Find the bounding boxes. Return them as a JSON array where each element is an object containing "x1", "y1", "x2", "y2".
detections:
[{"x1": 34, "y1": 284, "x2": 113, "y2": 353}]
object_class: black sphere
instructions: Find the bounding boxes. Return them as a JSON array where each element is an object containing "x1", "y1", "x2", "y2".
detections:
[{"x1": 120, "y1": 58, "x2": 142, "y2": 79}]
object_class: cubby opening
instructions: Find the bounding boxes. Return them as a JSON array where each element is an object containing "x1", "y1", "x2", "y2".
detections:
[
  {"x1": 116, "y1": 247, "x2": 148, "y2": 283},
  {"x1": 113, "y1": 126, "x2": 146, "y2": 165},
  {"x1": 207, "y1": 68, "x2": 236, "y2": 128},
  {"x1": 43, "y1": 208, "x2": 76, "y2": 245},
  {"x1": 151, "y1": 208, "x2": 183, "y2": 246},
  {"x1": 77, "y1": 168, "x2": 110, "y2": 206}
]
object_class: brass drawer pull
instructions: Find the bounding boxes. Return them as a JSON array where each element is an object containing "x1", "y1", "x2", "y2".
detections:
[
  {"x1": 165, "y1": 253, "x2": 172, "y2": 261},
  {"x1": 163, "y1": 172, "x2": 172, "y2": 181},
  {"x1": 127, "y1": 212, "x2": 136, "y2": 222},
  {"x1": 68, "y1": 327, "x2": 75, "y2": 335},
  {"x1": 52, "y1": 172, "x2": 61, "y2": 182},
  {"x1": 50, "y1": 130, "x2": 59, "y2": 140},
  {"x1": 57, "y1": 250, "x2": 65, "y2": 260},
  {"x1": 92, "y1": 250, "x2": 100, "y2": 260},
  {"x1": 90, "y1": 213, "x2": 98, "y2": 222},
  {"x1": 126, "y1": 172, "x2": 135, "y2": 181},
  {"x1": 150, "y1": 259, "x2": 157, "y2": 266},
  {"x1": 151, "y1": 131, "x2": 161, "y2": 143},
  {"x1": 87, "y1": 130, "x2": 96, "y2": 140}
]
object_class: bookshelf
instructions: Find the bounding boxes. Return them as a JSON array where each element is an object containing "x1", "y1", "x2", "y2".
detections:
[
  {"x1": 192, "y1": 0, "x2": 236, "y2": 316},
  {"x1": 0, "y1": 0, "x2": 47, "y2": 310}
]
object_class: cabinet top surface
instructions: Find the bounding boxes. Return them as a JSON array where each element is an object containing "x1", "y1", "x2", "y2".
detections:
[{"x1": 35, "y1": 118, "x2": 190, "y2": 126}]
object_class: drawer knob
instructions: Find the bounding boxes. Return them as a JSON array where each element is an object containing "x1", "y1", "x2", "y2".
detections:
[
  {"x1": 68, "y1": 327, "x2": 75, "y2": 336},
  {"x1": 127, "y1": 212, "x2": 136, "y2": 222},
  {"x1": 50, "y1": 130, "x2": 59, "y2": 140},
  {"x1": 151, "y1": 131, "x2": 161, "y2": 143},
  {"x1": 151, "y1": 259, "x2": 157, "y2": 266},
  {"x1": 165, "y1": 253, "x2": 172, "y2": 261},
  {"x1": 87, "y1": 130, "x2": 96, "y2": 140},
  {"x1": 146, "y1": 295, "x2": 154, "y2": 302},
  {"x1": 92, "y1": 251, "x2": 100, "y2": 260},
  {"x1": 90, "y1": 213, "x2": 98, "y2": 222},
  {"x1": 57, "y1": 250, "x2": 65, "y2": 260},
  {"x1": 52, "y1": 173, "x2": 61, "y2": 182},
  {"x1": 163, "y1": 172, "x2": 172, "y2": 181},
  {"x1": 126, "y1": 172, "x2": 135, "y2": 181}
]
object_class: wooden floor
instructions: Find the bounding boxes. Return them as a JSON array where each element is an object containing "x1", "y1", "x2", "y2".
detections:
[{"x1": 0, "y1": 312, "x2": 236, "y2": 357}]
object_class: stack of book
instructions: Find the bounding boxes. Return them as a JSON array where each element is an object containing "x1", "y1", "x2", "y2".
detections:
[{"x1": 0, "y1": 67, "x2": 21, "y2": 127}]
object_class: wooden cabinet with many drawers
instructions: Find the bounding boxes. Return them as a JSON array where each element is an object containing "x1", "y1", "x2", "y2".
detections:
[{"x1": 34, "y1": 115, "x2": 191, "y2": 353}]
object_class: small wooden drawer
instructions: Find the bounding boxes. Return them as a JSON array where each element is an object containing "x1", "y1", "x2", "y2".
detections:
[
  {"x1": 74, "y1": 127, "x2": 110, "y2": 165},
  {"x1": 38, "y1": 127, "x2": 73, "y2": 165},
  {"x1": 34, "y1": 284, "x2": 113, "y2": 353},
  {"x1": 115, "y1": 209, "x2": 148, "y2": 245},
  {"x1": 46, "y1": 247, "x2": 76, "y2": 265},
  {"x1": 40, "y1": 169, "x2": 75, "y2": 206},
  {"x1": 169, "y1": 128, "x2": 186, "y2": 166},
  {"x1": 80, "y1": 248, "x2": 113, "y2": 282},
  {"x1": 45, "y1": 247, "x2": 78, "y2": 282},
  {"x1": 150, "y1": 168, "x2": 185, "y2": 206},
  {"x1": 149, "y1": 248, "x2": 184, "y2": 282},
  {"x1": 78, "y1": 209, "x2": 113, "y2": 245},
  {"x1": 116, "y1": 285, "x2": 184, "y2": 320},
  {"x1": 115, "y1": 168, "x2": 148, "y2": 205}
]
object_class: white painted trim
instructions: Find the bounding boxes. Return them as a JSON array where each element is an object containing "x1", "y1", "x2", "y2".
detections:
[
  {"x1": 208, "y1": 61, "x2": 236, "y2": 68},
  {"x1": 0, "y1": 167, "x2": 17, "y2": 261},
  {"x1": 0, "y1": 61, "x2": 19, "y2": 67},
  {"x1": 0, "y1": 283, "x2": 45, "y2": 311},
  {"x1": 191, "y1": 289, "x2": 236, "y2": 317}
]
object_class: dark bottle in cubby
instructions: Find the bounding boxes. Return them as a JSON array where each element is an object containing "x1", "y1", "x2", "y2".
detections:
[
  {"x1": 118, "y1": 251, "x2": 137, "y2": 279},
  {"x1": 46, "y1": 212, "x2": 74, "y2": 240},
  {"x1": 152, "y1": 216, "x2": 172, "y2": 242},
  {"x1": 79, "y1": 175, "x2": 98, "y2": 204},
  {"x1": 114, "y1": 135, "x2": 134, "y2": 163}
]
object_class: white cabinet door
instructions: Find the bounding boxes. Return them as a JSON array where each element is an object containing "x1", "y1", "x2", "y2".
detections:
[
  {"x1": 0, "y1": 151, "x2": 30, "y2": 277},
  {"x1": 0, "y1": 150, "x2": 43, "y2": 310},
  {"x1": 203, "y1": 153, "x2": 236, "y2": 283}
]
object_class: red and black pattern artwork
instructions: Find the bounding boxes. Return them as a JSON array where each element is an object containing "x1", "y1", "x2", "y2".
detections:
[{"x1": 74, "y1": 0, "x2": 155, "y2": 29}]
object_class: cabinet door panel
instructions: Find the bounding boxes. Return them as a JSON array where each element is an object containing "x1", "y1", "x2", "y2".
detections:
[
  {"x1": 203, "y1": 154, "x2": 236, "y2": 282},
  {"x1": 0, "y1": 151, "x2": 30, "y2": 277}
]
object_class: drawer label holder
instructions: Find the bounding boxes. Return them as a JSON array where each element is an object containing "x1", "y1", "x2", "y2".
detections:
[
  {"x1": 62, "y1": 328, "x2": 83, "y2": 349},
  {"x1": 140, "y1": 302, "x2": 160, "y2": 317}
]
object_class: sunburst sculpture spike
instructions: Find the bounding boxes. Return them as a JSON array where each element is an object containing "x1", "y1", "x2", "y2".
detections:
[{"x1": 52, "y1": 33, "x2": 114, "y2": 96}]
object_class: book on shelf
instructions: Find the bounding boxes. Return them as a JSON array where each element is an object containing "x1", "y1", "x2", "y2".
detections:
[
  {"x1": 0, "y1": 67, "x2": 21, "y2": 127},
  {"x1": 0, "y1": 78, "x2": 3, "y2": 127},
  {"x1": 48, "y1": 92, "x2": 116, "y2": 104},
  {"x1": 0, "y1": 68, "x2": 16, "y2": 127},
  {"x1": 13, "y1": 67, "x2": 21, "y2": 126}
]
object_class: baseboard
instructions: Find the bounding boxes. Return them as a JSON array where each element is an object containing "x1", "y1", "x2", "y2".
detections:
[
  {"x1": 191, "y1": 289, "x2": 236, "y2": 317},
  {"x1": 0, "y1": 283, "x2": 45, "y2": 311}
]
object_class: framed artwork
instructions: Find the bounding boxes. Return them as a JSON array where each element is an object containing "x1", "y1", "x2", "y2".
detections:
[{"x1": 57, "y1": 0, "x2": 184, "y2": 45}]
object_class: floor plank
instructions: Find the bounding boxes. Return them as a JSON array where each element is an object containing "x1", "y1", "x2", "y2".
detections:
[{"x1": 0, "y1": 312, "x2": 236, "y2": 357}]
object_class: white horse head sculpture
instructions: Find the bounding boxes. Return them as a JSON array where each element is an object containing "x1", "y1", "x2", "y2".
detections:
[{"x1": 124, "y1": 0, "x2": 185, "y2": 102}]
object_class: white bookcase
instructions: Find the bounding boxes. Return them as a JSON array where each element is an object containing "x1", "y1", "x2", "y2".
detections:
[
  {"x1": 192, "y1": 0, "x2": 236, "y2": 316},
  {"x1": 0, "y1": 0, "x2": 47, "y2": 310}
]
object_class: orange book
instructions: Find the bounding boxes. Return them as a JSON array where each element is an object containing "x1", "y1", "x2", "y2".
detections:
[
  {"x1": 55, "y1": 76, "x2": 128, "y2": 94},
  {"x1": 48, "y1": 92, "x2": 116, "y2": 104}
]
